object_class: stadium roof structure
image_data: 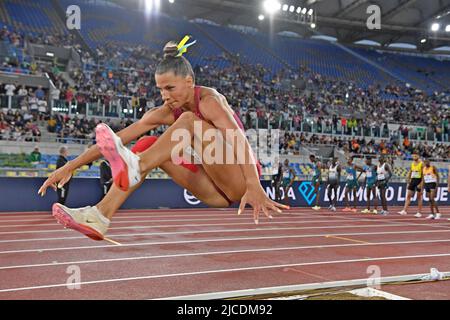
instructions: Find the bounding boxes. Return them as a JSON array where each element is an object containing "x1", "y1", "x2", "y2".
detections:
[{"x1": 115, "y1": 0, "x2": 450, "y2": 52}]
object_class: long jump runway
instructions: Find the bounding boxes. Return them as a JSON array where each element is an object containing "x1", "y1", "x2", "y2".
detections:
[{"x1": 0, "y1": 206, "x2": 450, "y2": 300}]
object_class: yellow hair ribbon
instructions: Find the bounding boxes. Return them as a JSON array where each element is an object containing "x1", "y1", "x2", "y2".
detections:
[{"x1": 176, "y1": 35, "x2": 196, "y2": 57}]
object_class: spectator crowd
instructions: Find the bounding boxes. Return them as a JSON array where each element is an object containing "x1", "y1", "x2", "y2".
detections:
[{"x1": 0, "y1": 25, "x2": 448, "y2": 161}]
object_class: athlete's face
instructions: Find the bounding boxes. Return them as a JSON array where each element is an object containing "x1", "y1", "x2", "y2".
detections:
[
  {"x1": 347, "y1": 159, "x2": 352, "y2": 165},
  {"x1": 424, "y1": 160, "x2": 430, "y2": 167},
  {"x1": 155, "y1": 72, "x2": 194, "y2": 110},
  {"x1": 412, "y1": 154, "x2": 419, "y2": 162},
  {"x1": 366, "y1": 159, "x2": 371, "y2": 166}
]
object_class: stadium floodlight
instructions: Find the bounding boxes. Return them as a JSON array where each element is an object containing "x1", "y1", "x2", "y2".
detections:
[
  {"x1": 168, "y1": 0, "x2": 174, "y2": 3},
  {"x1": 145, "y1": 0, "x2": 153, "y2": 13},
  {"x1": 282, "y1": 4, "x2": 288, "y2": 11},
  {"x1": 296, "y1": 7, "x2": 302, "y2": 14},
  {"x1": 145, "y1": 0, "x2": 161, "y2": 13},
  {"x1": 263, "y1": 0, "x2": 281, "y2": 14},
  {"x1": 420, "y1": 38, "x2": 427, "y2": 43},
  {"x1": 446, "y1": 25, "x2": 450, "y2": 32},
  {"x1": 431, "y1": 23, "x2": 440, "y2": 31},
  {"x1": 302, "y1": 7, "x2": 307, "y2": 14},
  {"x1": 289, "y1": 5, "x2": 295, "y2": 12},
  {"x1": 308, "y1": 8, "x2": 313, "y2": 15},
  {"x1": 258, "y1": 14, "x2": 265, "y2": 21},
  {"x1": 311, "y1": 23, "x2": 316, "y2": 28}
]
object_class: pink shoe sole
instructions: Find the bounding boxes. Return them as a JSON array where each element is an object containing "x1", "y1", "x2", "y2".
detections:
[
  {"x1": 52, "y1": 203, "x2": 104, "y2": 241},
  {"x1": 95, "y1": 124, "x2": 129, "y2": 191}
]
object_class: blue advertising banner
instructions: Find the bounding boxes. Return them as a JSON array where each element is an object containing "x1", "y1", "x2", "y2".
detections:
[
  {"x1": 0, "y1": 178, "x2": 448, "y2": 212},
  {"x1": 264, "y1": 181, "x2": 449, "y2": 207}
]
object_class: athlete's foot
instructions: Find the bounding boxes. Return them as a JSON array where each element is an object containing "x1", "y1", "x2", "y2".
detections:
[
  {"x1": 361, "y1": 209, "x2": 371, "y2": 214},
  {"x1": 372, "y1": 209, "x2": 378, "y2": 214},
  {"x1": 312, "y1": 206, "x2": 321, "y2": 211},
  {"x1": 398, "y1": 210, "x2": 408, "y2": 216},
  {"x1": 426, "y1": 214, "x2": 434, "y2": 220},
  {"x1": 435, "y1": 213, "x2": 441, "y2": 220},
  {"x1": 351, "y1": 208, "x2": 358, "y2": 213},
  {"x1": 330, "y1": 206, "x2": 337, "y2": 212},
  {"x1": 52, "y1": 203, "x2": 110, "y2": 240},
  {"x1": 342, "y1": 207, "x2": 351, "y2": 212},
  {"x1": 414, "y1": 212, "x2": 422, "y2": 218},
  {"x1": 95, "y1": 123, "x2": 141, "y2": 191}
]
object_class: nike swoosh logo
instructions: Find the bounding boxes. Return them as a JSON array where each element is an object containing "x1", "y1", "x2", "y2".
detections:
[{"x1": 85, "y1": 219, "x2": 97, "y2": 224}]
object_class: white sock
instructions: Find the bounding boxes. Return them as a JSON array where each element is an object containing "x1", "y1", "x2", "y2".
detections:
[{"x1": 93, "y1": 206, "x2": 111, "y2": 225}]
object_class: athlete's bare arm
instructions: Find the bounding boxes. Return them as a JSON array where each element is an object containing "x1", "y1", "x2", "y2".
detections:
[
  {"x1": 38, "y1": 105, "x2": 173, "y2": 196},
  {"x1": 198, "y1": 90, "x2": 288, "y2": 218},
  {"x1": 198, "y1": 92, "x2": 260, "y2": 188},
  {"x1": 434, "y1": 166, "x2": 440, "y2": 186}
]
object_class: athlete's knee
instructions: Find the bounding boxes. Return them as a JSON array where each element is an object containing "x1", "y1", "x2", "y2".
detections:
[{"x1": 176, "y1": 111, "x2": 197, "y2": 124}]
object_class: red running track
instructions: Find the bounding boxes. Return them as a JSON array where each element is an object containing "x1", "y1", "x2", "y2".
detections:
[{"x1": 0, "y1": 206, "x2": 450, "y2": 300}]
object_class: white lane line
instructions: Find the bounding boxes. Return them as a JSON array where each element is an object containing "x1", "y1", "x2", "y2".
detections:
[
  {"x1": 2, "y1": 238, "x2": 450, "y2": 271},
  {"x1": 0, "y1": 208, "x2": 237, "y2": 215},
  {"x1": 1, "y1": 209, "x2": 448, "y2": 220},
  {"x1": 0, "y1": 213, "x2": 273, "y2": 223},
  {"x1": 321, "y1": 214, "x2": 450, "y2": 230},
  {"x1": 0, "y1": 222, "x2": 443, "y2": 243},
  {"x1": 1, "y1": 229, "x2": 450, "y2": 255},
  {"x1": 0, "y1": 215, "x2": 325, "y2": 228},
  {"x1": 2, "y1": 213, "x2": 450, "y2": 229},
  {"x1": 0, "y1": 218, "x2": 399, "y2": 235},
  {"x1": 0, "y1": 208, "x2": 320, "y2": 219},
  {"x1": 2, "y1": 252, "x2": 450, "y2": 293},
  {"x1": 0, "y1": 206, "x2": 447, "y2": 218},
  {"x1": 1, "y1": 210, "x2": 449, "y2": 235},
  {"x1": 1, "y1": 213, "x2": 449, "y2": 237}
]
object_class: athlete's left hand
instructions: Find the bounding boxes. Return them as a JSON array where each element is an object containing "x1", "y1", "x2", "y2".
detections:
[{"x1": 238, "y1": 183, "x2": 289, "y2": 224}]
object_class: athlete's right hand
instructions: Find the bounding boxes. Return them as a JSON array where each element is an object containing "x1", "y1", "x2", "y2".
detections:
[{"x1": 38, "y1": 164, "x2": 73, "y2": 196}]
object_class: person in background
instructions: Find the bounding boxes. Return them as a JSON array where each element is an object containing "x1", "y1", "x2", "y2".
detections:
[
  {"x1": 343, "y1": 157, "x2": 363, "y2": 213},
  {"x1": 271, "y1": 160, "x2": 283, "y2": 202},
  {"x1": 100, "y1": 160, "x2": 113, "y2": 198},
  {"x1": 360, "y1": 157, "x2": 378, "y2": 214},
  {"x1": 30, "y1": 146, "x2": 41, "y2": 165},
  {"x1": 422, "y1": 159, "x2": 441, "y2": 220},
  {"x1": 56, "y1": 146, "x2": 71, "y2": 205},
  {"x1": 280, "y1": 159, "x2": 296, "y2": 206},
  {"x1": 398, "y1": 153, "x2": 424, "y2": 217},
  {"x1": 310, "y1": 154, "x2": 322, "y2": 211},
  {"x1": 5, "y1": 82, "x2": 16, "y2": 98},
  {"x1": 375, "y1": 155, "x2": 393, "y2": 216},
  {"x1": 448, "y1": 164, "x2": 450, "y2": 193},
  {"x1": 326, "y1": 157, "x2": 341, "y2": 212},
  {"x1": 34, "y1": 86, "x2": 45, "y2": 100}
]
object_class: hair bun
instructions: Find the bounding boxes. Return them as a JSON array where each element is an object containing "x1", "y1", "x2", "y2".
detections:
[{"x1": 163, "y1": 41, "x2": 179, "y2": 58}]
